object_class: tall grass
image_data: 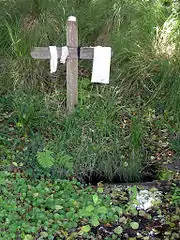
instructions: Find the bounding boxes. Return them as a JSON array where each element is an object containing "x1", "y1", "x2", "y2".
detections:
[
  {"x1": 44, "y1": 86, "x2": 149, "y2": 182},
  {"x1": 1, "y1": 1, "x2": 180, "y2": 106},
  {"x1": 1, "y1": 0, "x2": 180, "y2": 181}
]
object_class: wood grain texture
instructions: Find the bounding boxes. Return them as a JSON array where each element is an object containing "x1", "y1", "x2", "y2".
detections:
[
  {"x1": 66, "y1": 17, "x2": 78, "y2": 113},
  {"x1": 30, "y1": 47, "x2": 95, "y2": 59}
]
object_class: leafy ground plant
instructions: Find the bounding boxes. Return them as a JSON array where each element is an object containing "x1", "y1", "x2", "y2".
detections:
[
  {"x1": 0, "y1": 172, "x2": 120, "y2": 239},
  {"x1": 0, "y1": 171, "x2": 179, "y2": 240}
]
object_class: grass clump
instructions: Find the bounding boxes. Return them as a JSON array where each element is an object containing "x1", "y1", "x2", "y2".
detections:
[
  {"x1": 47, "y1": 86, "x2": 147, "y2": 182},
  {"x1": 0, "y1": 83, "x2": 176, "y2": 183}
]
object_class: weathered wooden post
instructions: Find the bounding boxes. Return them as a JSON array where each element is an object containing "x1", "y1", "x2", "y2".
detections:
[{"x1": 66, "y1": 16, "x2": 78, "y2": 113}]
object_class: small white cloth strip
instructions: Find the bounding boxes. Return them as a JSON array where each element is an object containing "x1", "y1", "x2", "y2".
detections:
[
  {"x1": 91, "y1": 46, "x2": 111, "y2": 84},
  {"x1": 49, "y1": 46, "x2": 69, "y2": 73},
  {"x1": 60, "y1": 46, "x2": 69, "y2": 64},
  {"x1": 49, "y1": 46, "x2": 58, "y2": 73}
]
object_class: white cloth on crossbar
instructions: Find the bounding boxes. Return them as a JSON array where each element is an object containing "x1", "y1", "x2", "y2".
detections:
[
  {"x1": 91, "y1": 46, "x2": 111, "y2": 84},
  {"x1": 49, "y1": 46, "x2": 69, "y2": 73},
  {"x1": 49, "y1": 46, "x2": 58, "y2": 73},
  {"x1": 60, "y1": 46, "x2": 69, "y2": 64}
]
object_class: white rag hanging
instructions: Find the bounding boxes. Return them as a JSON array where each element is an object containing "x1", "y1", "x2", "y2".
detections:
[
  {"x1": 49, "y1": 46, "x2": 69, "y2": 73},
  {"x1": 91, "y1": 46, "x2": 111, "y2": 84},
  {"x1": 49, "y1": 46, "x2": 58, "y2": 73},
  {"x1": 60, "y1": 46, "x2": 69, "y2": 64}
]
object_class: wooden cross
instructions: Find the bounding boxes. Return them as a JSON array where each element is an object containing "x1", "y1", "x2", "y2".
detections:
[{"x1": 31, "y1": 16, "x2": 112, "y2": 113}]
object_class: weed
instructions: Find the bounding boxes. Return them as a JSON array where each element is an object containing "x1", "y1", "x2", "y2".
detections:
[
  {"x1": 158, "y1": 168, "x2": 174, "y2": 181},
  {"x1": 37, "y1": 150, "x2": 54, "y2": 169}
]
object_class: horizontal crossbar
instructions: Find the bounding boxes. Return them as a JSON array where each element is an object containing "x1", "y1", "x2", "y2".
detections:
[
  {"x1": 31, "y1": 47, "x2": 113, "y2": 60},
  {"x1": 31, "y1": 47, "x2": 95, "y2": 60}
]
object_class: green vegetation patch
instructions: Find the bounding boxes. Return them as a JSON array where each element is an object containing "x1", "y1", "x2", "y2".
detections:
[
  {"x1": 0, "y1": 171, "x2": 180, "y2": 240},
  {"x1": 0, "y1": 172, "x2": 119, "y2": 239}
]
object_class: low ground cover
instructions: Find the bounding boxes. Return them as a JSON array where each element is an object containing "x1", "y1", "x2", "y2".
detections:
[{"x1": 0, "y1": 171, "x2": 179, "y2": 240}]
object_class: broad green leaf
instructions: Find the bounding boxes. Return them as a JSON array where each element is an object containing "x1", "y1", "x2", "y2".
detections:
[
  {"x1": 93, "y1": 194, "x2": 99, "y2": 205},
  {"x1": 12, "y1": 162, "x2": 18, "y2": 167},
  {"x1": 23, "y1": 235, "x2": 33, "y2": 240},
  {"x1": 131, "y1": 207, "x2": 138, "y2": 215},
  {"x1": 97, "y1": 187, "x2": 104, "y2": 193},
  {"x1": 86, "y1": 205, "x2": 95, "y2": 212},
  {"x1": 114, "y1": 226, "x2": 123, "y2": 235},
  {"x1": 80, "y1": 225, "x2": 91, "y2": 233},
  {"x1": 113, "y1": 206, "x2": 123, "y2": 215},
  {"x1": 97, "y1": 206, "x2": 108, "y2": 214},
  {"x1": 33, "y1": 193, "x2": 39, "y2": 197},
  {"x1": 55, "y1": 205, "x2": 63, "y2": 210},
  {"x1": 91, "y1": 216, "x2": 100, "y2": 227},
  {"x1": 130, "y1": 221, "x2": 139, "y2": 230},
  {"x1": 54, "y1": 213, "x2": 60, "y2": 219},
  {"x1": 139, "y1": 210, "x2": 146, "y2": 217},
  {"x1": 40, "y1": 232, "x2": 49, "y2": 238},
  {"x1": 119, "y1": 216, "x2": 127, "y2": 224}
]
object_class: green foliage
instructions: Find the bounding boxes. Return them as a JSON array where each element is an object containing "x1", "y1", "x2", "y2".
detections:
[
  {"x1": 78, "y1": 78, "x2": 92, "y2": 104},
  {"x1": 170, "y1": 134, "x2": 180, "y2": 156},
  {"x1": 130, "y1": 221, "x2": 139, "y2": 230},
  {"x1": 0, "y1": 170, "x2": 179, "y2": 239},
  {"x1": 1, "y1": 85, "x2": 178, "y2": 183},
  {"x1": 1, "y1": 4, "x2": 180, "y2": 238},
  {"x1": 0, "y1": 171, "x2": 6, "y2": 185},
  {"x1": 0, "y1": 173, "x2": 120, "y2": 239},
  {"x1": 171, "y1": 184, "x2": 180, "y2": 206},
  {"x1": 126, "y1": 186, "x2": 139, "y2": 212},
  {"x1": 11, "y1": 91, "x2": 54, "y2": 134},
  {"x1": 0, "y1": 144, "x2": 12, "y2": 168},
  {"x1": 1, "y1": 0, "x2": 180, "y2": 182},
  {"x1": 56, "y1": 151, "x2": 73, "y2": 171},
  {"x1": 1, "y1": 0, "x2": 180, "y2": 116},
  {"x1": 158, "y1": 168, "x2": 174, "y2": 180},
  {"x1": 130, "y1": 117, "x2": 144, "y2": 149},
  {"x1": 37, "y1": 149, "x2": 73, "y2": 178},
  {"x1": 37, "y1": 150, "x2": 54, "y2": 168},
  {"x1": 2, "y1": 87, "x2": 176, "y2": 183},
  {"x1": 49, "y1": 87, "x2": 149, "y2": 182},
  {"x1": 114, "y1": 226, "x2": 123, "y2": 235}
]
